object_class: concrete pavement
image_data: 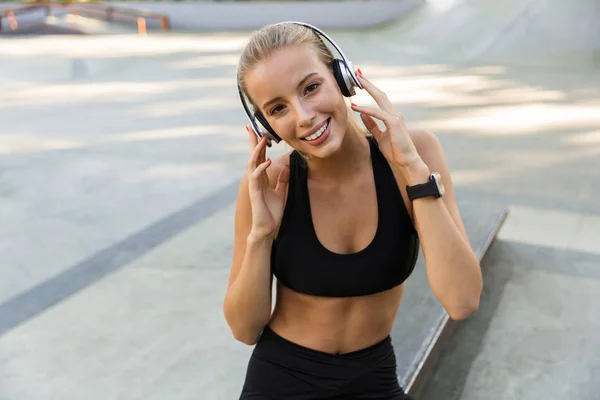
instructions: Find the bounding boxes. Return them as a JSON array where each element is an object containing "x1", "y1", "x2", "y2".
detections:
[
  {"x1": 421, "y1": 238, "x2": 600, "y2": 400},
  {"x1": 1, "y1": 0, "x2": 599, "y2": 398}
]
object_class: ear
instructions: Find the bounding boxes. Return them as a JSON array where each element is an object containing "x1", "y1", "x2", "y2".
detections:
[{"x1": 255, "y1": 112, "x2": 281, "y2": 145}]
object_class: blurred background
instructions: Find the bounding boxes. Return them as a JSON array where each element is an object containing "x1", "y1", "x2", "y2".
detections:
[{"x1": 1, "y1": 0, "x2": 599, "y2": 399}]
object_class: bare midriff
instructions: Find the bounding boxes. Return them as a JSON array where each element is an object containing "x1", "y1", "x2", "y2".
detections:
[{"x1": 268, "y1": 282, "x2": 405, "y2": 354}]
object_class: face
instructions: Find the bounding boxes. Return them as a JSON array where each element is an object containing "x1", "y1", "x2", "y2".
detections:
[{"x1": 245, "y1": 44, "x2": 350, "y2": 158}]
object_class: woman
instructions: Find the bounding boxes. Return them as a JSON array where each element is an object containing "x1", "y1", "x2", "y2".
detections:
[{"x1": 223, "y1": 22, "x2": 482, "y2": 399}]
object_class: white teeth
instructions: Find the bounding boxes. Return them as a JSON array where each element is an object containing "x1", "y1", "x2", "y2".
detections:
[{"x1": 304, "y1": 120, "x2": 328, "y2": 141}]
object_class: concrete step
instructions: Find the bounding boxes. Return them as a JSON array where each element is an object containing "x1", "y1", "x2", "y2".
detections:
[
  {"x1": 393, "y1": 198, "x2": 509, "y2": 396},
  {"x1": 418, "y1": 208, "x2": 600, "y2": 399}
]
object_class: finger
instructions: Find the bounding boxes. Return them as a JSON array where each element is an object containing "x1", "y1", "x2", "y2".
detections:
[
  {"x1": 359, "y1": 112, "x2": 383, "y2": 139},
  {"x1": 274, "y1": 164, "x2": 290, "y2": 195},
  {"x1": 250, "y1": 158, "x2": 271, "y2": 181},
  {"x1": 247, "y1": 135, "x2": 267, "y2": 174},
  {"x1": 257, "y1": 144, "x2": 269, "y2": 187},
  {"x1": 259, "y1": 136, "x2": 267, "y2": 163},
  {"x1": 355, "y1": 71, "x2": 395, "y2": 115},
  {"x1": 351, "y1": 103, "x2": 392, "y2": 124},
  {"x1": 247, "y1": 126, "x2": 258, "y2": 150}
]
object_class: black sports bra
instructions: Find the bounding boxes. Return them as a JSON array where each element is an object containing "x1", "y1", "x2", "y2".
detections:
[{"x1": 271, "y1": 137, "x2": 419, "y2": 297}]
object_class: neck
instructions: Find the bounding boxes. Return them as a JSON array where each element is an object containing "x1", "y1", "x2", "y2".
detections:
[{"x1": 305, "y1": 123, "x2": 370, "y2": 183}]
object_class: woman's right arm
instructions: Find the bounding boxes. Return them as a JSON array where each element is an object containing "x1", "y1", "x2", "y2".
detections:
[
  {"x1": 223, "y1": 174, "x2": 276, "y2": 345},
  {"x1": 223, "y1": 130, "x2": 290, "y2": 345}
]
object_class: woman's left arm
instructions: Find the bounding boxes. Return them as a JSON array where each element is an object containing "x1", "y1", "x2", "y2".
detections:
[
  {"x1": 351, "y1": 70, "x2": 482, "y2": 320},
  {"x1": 402, "y1": 129, "x2": 482, "y2": 321}
]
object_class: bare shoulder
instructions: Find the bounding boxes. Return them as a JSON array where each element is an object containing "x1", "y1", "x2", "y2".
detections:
[
  {"x1": 265, "y1": 150, "x2": 293, "y2": 188},
  {"x1": 408, "y1": 128, "x2": 444, "y2": 165},
  {"x1": 385, "y1": 129, "x2": 445, "y2": 225},
  {"x1": 408, "y1": 128, "x2": 470, "y2": 241}
]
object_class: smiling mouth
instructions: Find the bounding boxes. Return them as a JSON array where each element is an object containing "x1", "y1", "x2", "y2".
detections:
[{"x1": 302, "y1": 118, "x2": 330, "y2": 141}]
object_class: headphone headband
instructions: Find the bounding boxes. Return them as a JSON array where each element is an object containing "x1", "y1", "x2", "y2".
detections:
[
  {"x1": 237, "y1": 21, "x2": 361, "y2": 144},
  {"x1": 273, "y1": 21, "x2": 361, "y2": 89}
]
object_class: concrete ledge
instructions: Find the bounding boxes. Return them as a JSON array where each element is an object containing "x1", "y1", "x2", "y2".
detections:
[
  {"x1": 109, "y1": 0, "x2": 424, "y2": 31},
  {"x1": 403, "y1": 207, "x2": 510, "y2": 398}
]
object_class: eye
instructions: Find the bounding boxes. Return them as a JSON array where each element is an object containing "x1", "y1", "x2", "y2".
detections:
[
  {"x1": 270, "y1": 104, "x2": 284, "y2": 115},
  {"x1": 305, "y1": 83, "x2": 320, "y2": 94}
]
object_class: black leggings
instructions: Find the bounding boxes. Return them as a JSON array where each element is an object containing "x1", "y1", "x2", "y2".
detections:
[{"x1": 239, "y1": 326, "x2": 414, "y2": 400}]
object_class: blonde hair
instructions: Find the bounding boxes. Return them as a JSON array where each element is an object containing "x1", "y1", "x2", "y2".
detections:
[
  {"x1": 237, "y1": 23, "x2": 334, "y2": 106},
  {"x1": 237, "y1": 23, "x2": 367, "y2": 153}
]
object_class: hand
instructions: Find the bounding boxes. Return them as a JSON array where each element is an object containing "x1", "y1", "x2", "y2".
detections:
[
  {"x1": 246, "y1": 126, "x2": 290, "y2": 239},
  {"x1": 351, "y1": 70, "x2": 428, "y2": 178}
]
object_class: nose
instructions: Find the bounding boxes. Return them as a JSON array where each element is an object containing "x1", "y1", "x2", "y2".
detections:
[{"x1": 295, "y1": 102, "x2": 316, "y2": 128}]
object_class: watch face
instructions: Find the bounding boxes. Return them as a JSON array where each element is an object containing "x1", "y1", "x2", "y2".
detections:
[{"x1": 432, "y1": 172, "x2": 445, "y2": 196}]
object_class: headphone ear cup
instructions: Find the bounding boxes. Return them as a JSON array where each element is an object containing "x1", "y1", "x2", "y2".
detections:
[
  {"x1": 254, "y1": 113, "x2": 282, "y2": 144},
  {"x1": 332, "y1": 59, "x2": 355, "y2": 97}
]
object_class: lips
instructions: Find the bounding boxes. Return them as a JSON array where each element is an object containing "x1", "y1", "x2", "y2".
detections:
[
  {"x1": 302, "y1": 118, "x2": 331, "y2": 146},
  {"x1": 301, "y1": 118, "x2": 330, "y2": 141}
]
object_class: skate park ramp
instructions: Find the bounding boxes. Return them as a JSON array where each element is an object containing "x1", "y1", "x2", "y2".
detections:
[
  {"x1": 0, "y1": 2, "x2": 169, "y2": 35},
  {"x1": 0, "y1": 0, "x2": 599, "y2": 398}
]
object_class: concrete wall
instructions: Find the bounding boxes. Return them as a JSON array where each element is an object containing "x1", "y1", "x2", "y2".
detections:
[{"x1": 109, "y1": 0, "x2": 423, "y2": 31}]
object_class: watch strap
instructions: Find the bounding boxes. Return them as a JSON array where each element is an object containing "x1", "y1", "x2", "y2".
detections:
[{"x1": 406, "y1": 175, "x2": 440, "y2": 201}]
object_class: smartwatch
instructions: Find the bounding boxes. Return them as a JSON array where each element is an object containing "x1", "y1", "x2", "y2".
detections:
[{"x1": 406, "y1": 172, "x2": 445, "y2": 201}]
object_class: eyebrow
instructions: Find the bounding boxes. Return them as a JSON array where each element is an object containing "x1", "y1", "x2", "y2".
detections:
[{"x1": 261, "y1": 72, "x2": 319, "y2": 112}]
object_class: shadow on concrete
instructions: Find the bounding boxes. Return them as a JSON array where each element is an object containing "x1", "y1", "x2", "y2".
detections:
[
  {"x1": 419, "y1": 240, "x2": 517, "y2": 400},
  {"x1": 419, "y1": 241, "x2": 600, "y2": 399}
]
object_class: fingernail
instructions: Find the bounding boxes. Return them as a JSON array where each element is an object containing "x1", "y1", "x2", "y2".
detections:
[
  {"x1": 351, "y1": 103, "x2": 358, "y2": 107},
  {"x1": 266, "y1": 158, "x2": 271, "y2": 162},
  {"x1": 357, "y1": 68, "x2": 363, "y2": 77}
]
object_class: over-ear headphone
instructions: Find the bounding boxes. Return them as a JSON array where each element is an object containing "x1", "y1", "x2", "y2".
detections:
[{"x1": 237, "y1": 21, "x2": 363, "y2": 145}]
